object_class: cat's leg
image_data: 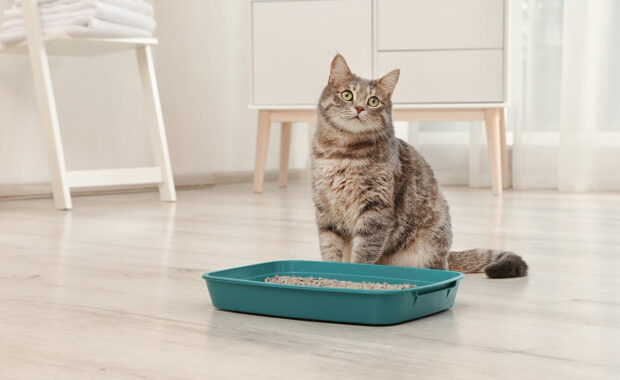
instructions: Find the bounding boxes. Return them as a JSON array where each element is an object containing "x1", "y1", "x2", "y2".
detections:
[
  {"x1": 350, "y1": 217, "x2": 389, "y2": 264},
  {"x1": 351, "y1": 233, "x2": 388, "y2": 264},
  {"x1": 318, "y1": 227, "x2": 346, "y2": 262}
]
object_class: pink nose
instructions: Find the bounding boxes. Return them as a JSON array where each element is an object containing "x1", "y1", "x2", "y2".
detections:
[{"x1": 355, "y1": 106, "x2": 365, "y2": 114}]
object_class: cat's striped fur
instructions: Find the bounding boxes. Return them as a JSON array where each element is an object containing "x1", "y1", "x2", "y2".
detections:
[{"x1": 311, "y1": 54, "x2": 527, "y2": 278}]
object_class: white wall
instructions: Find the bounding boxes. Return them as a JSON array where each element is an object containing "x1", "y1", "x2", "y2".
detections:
[{"x1": 0, "y1": 0, "x2": 309, "y2": 194}]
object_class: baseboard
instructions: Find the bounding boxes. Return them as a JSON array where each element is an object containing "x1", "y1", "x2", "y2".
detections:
[
  {"x1": 212, "y1": 168, "x2": 309, "y2": 185},
  {"x1": 0, "y1": 168, "x2": 310, "y2": 201}
]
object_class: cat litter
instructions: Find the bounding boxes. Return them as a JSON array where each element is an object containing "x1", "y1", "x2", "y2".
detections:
[{"x1": 264, "y1": 275, "x2": 415, "y2": 290}]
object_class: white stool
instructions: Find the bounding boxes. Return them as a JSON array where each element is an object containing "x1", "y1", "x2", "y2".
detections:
[{"x1": 0, "y1": 0, "x2": 176, "y2": 210}]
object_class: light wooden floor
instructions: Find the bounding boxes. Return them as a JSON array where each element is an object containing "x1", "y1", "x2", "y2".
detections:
[{"x1": 1, "y1": 181, "x2": 619, "y2": 379}]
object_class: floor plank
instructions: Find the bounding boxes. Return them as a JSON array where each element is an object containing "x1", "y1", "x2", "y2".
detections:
[{"x1": 1, "y1": 182, "x2": 619, "y2": 379}]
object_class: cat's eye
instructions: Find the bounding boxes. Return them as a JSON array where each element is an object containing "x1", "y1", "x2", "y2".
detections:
[
  {"x1": 367, "y1": 96, "x2": 380, "y2": 107},
  {"x1": 341, "y1": 90, "x2": 353, "y2": 101}
]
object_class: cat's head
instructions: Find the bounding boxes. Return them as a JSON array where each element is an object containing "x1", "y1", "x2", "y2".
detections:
[{"x1": 318, "y1": 54, "x2": 399, "y2": 134}]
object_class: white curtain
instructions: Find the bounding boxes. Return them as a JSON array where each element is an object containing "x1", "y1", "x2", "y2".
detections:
[{"x1": 512, "y1": 0, "x2": 620, "y2": 191}]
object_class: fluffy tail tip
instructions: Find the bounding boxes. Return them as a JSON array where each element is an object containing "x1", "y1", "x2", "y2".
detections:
[{"x1": 485, "y1": 253, "x2": 529, "y2": 278}]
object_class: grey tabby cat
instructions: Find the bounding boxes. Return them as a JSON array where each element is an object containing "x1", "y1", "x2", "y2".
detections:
[{"x1": 311, "y1": 54, "x2": 528, "y2": 278}]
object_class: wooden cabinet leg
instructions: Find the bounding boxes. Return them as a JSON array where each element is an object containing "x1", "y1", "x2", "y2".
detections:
[
  {"x1": 499, "y1": 108, "x2": 509, "y2": 189},
  {"x1": 279, "y1": 122, "x2": 292, "y2": 188},
  {"x1": 253, "y1": 110, "x2": 271, "y2": 193},
  {"x1": 484, "y1": 108, "x2": 503, "y2": 195}
]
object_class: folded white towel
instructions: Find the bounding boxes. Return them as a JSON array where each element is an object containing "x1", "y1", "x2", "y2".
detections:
[
  {"x1": 0, "y1": 17, "x2": 152, "y2": 43},
  {"x1": 14, "y1": 0, "x2": 153, "y2": 16},
  {"x1": 0, "y1": 0, "x2": 155, "y2": 43},
  {"x1": 2, "y1": 1, "x2": 156, "y2": 32}
]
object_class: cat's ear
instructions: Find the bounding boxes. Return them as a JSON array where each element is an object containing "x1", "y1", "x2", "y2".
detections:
[
  {"x1": 329, "y1": 54, "x2": 352, "y2": 85},
  {"x1": 377, "y1": 69, "x2": 400, "y2": 97}
]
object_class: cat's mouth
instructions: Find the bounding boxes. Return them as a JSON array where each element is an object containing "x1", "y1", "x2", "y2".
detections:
[
  {"x1": 346, "y1": 114, "x2": 370, "y2": 126},
  {"x1": 332, "y1": 115, "x2": 373, "y2": 133}
]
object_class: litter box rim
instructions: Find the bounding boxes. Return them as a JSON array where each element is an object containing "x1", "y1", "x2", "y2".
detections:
[{"x1": 202, "y1": 260, "x2": 464, "y2": 296}]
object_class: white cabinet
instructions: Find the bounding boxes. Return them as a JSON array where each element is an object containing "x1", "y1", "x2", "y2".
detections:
[
  {"x1": 251, "y1": 0, "x2": 507, "y2": 107},
  {"x1": 250, "y1": 0, "x2": 510, "y2": 195},
  {"x1": 252, "y1": 0, "x2": 372, "y2": 105}
]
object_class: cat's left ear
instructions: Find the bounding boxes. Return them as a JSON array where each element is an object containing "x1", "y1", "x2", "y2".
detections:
[{"x1": 377, "y1": 69, "x2": 400, "y2": 97}]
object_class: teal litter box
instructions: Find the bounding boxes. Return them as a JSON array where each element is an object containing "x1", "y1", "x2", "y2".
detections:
[{"x1": 202, "y1": 260, "x2": 464, "y2": 325}]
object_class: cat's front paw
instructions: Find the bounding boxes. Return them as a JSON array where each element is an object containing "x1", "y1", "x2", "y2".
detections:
[
  {"x1": 351, "y1": 248, "x2": 382, "y2": 264},
  {"x1": 321, "y1": 251, "x2": 343, "y2": 262}
]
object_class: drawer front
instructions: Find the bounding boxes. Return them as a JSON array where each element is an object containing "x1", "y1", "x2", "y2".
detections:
[
  {"x1": 377, "y1": 0, "x2": 504, "y2": 50},
  {"x1": 378, "y1": 50, "x2": 504, "y2": 103},
  {"x1": 252, "y1": 0, "x2": 372, "y2": 105}
]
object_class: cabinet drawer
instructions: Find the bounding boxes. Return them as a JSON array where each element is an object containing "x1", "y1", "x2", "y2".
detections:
[
  {"x1": 377, "y1": 50, "x2": 504, "y2": 103},
  {"x1": 377, "y1": 0, "x2": 504, "y2": 50},
  {"x1": 252, "y1": 0, "x2": 372, "y2": 105}
]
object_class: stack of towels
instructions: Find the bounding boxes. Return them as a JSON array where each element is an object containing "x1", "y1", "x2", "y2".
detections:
[{"x1": 0, "y1": 0, "x2": 155, "y2": 44}]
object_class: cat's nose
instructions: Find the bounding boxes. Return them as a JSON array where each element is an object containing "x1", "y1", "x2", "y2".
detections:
[{"x1": 355, "y1": 106, "x2": 365, "y2": 114}]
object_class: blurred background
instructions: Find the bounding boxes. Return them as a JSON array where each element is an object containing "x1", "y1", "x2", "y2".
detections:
[{"x1": 1, "y1": 0, "x2": 619, "y2": 197}]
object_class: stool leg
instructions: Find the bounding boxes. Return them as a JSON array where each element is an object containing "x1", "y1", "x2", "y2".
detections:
[
  {"x1": 279, "y1": 122, "x2": 292, "y2": 188},
  {"x1": 136, "y1": 46, "x2": 176, "y2": 202},
  {"x1": 499, "y1": 108, "x2": 509, "y2": 189},
  {"x1": 253, "y1": 110, "x2": 271, "y2": 193},
  {"x1": 484, "y1": 108, "x2": 503, "y2": 195},
  {"x1": 23, "y1": 0, "x2": 71, "y2": 210}
]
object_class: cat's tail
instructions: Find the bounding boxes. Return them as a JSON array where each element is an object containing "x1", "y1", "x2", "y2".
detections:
[{"x1": 448, "y1": 249, "x2": 528, "y2": 278}]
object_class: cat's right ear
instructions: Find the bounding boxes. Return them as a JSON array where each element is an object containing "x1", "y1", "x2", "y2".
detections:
[{"x1": 329, "y1": 54, "x2": 352, "y2": 85}]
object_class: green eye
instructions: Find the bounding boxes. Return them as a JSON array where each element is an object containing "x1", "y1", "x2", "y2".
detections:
[
  {"x1": 368, "y1": 97, "x2": 379, "y2": 107},
  {"x1": 341, "y1": 90, "x2": 353, "y2": 101}
]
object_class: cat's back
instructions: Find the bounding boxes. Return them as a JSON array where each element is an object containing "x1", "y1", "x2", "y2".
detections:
[
  {"x1": 393, "y1": 137, "x2": 447, "y2": 230},
  {"x1": 394, "y1": 138, "x2": 439, "y2": 192}
]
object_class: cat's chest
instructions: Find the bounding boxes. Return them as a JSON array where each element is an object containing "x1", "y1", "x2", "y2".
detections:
[{"x1": 313, "y1": 159, "x2": 392, "y2": 223}]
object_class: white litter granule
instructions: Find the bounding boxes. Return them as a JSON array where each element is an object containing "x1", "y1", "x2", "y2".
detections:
[{"x1": 264, "y1": 275, "x2": 415, "y2": 290}]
